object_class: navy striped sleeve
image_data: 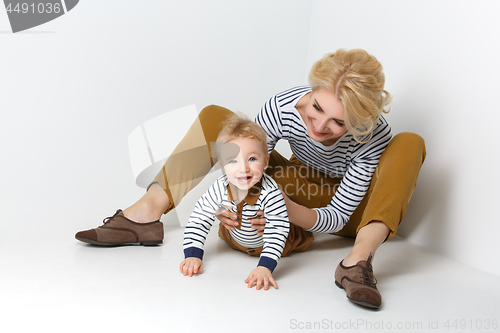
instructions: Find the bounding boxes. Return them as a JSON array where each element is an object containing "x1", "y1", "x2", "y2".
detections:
[
  {"x1": 182, "y1": 177, "x2": 224, "y2": 258},
  {"x1": 258, "y1": 176, "x2": 290, "y2": 272}
]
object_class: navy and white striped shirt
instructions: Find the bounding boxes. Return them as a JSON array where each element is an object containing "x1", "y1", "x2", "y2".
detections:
[
  {"x1": 183, "y1": 173, "x2": 289, "y2": 272},
  {"x1": 255, "y1": 86, "x2": 392, "y2": 233}
]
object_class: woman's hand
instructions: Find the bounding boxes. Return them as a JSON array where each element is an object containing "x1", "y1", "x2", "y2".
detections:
[
  {"x1": 244, "y1": 266, "x2": 278, "y2": 290},
  {"x1": 217, "y1": 206, "x2": 266, "y2": 236},
  {"x1": 249, "y1": 212, "x2": 266, "y2": 236},
  {"x1": 179, "y1": 257, "x2": 203, "y2": 277},
  {"x1": 216, "y1": 206, "x2": 239, "y2": 231}
]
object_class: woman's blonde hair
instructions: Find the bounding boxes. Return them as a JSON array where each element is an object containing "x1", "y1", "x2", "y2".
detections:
[
  {"x1": 308, "y1": 49, "x2": 391, "y2": 143},
  {"x1": 212, "y1": 112, "x2": 268, "y2": 162}
]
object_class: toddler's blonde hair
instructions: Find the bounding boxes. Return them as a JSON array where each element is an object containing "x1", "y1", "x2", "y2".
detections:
[{"x1": 212, "y1": 113, "x2": 268, "y2": 162}]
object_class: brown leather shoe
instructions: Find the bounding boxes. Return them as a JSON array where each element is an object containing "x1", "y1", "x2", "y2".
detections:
[
  {"x1": 75, "y1": 210, "x2": 163, "y2": 246},
  {"x1": 335, "y1": 254, "x2": 381, "y2": 309}
]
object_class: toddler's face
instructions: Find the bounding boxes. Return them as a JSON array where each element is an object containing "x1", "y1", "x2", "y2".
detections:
[{"x1": 218, "y1": 137, "x2": 269, "y2": 191}]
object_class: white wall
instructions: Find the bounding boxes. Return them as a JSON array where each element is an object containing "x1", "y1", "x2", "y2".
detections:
[
  {"x1": 0, "y1": 0, "x2": 311, "y2": 241},
  {"x1": 307, "y1": 0, "x2": 500, "y2": 277},
  {"x1": 3, "y1": 0, "x2": 498, "y2": 278}
]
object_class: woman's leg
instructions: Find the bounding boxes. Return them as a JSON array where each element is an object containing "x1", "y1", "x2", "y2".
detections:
[
  {"x1": 341, "y1": 221, "x2": 389, "y2": 266},
  {"x1": 339, "y1": 132, "x2": 427, "y2": 264},
  {"x1": 122, "y1": 183, "x2": 170, "y2": 223},
  {"x1": 334, "y1": 132, "x2": 426, "y2": 308},
  {"x1": 75, "y1": 105, "x2": 235, "y2": 245},
  {"x1": 123, "y1": 105, "x2": 235, "y2": 223}
]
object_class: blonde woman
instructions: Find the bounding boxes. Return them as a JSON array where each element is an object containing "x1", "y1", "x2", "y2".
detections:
[{"x1": 76, "y1": 49, "x2": 426, "y2": 309}]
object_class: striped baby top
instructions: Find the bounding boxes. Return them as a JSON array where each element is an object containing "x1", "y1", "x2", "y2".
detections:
[
  {"x1": 255, "y1": 86, "x2": 392, "y2": 233},
  {"x1": 183, "y1": 173, "x2": 289, "y2": 272}
]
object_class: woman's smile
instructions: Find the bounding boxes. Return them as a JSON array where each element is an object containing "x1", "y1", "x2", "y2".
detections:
[{"x1": 311, "y1": 122, "x2": 331, "y2": 136}]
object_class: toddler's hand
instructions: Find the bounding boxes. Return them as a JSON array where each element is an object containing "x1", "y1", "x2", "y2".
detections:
[
  {"x1": 179, "y1": 257, "x2": 203, "y2": 277},
  {"x1": 244, "y1": 266, "x2": 278, "y2": 290}
]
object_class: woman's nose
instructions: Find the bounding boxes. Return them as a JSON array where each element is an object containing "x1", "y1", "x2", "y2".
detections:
[{"x1": 317, "y1": 118, "x2": 329, "y2": 132}]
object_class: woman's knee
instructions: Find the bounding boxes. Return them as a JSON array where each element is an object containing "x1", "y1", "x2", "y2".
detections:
[
  {"x1": 196, "y1": 105, "x2": 236, "y2": 146},
  {"x1": 198, "y1": 105, "x2": 235, "y2": 126},
  {"x1": 390, "y1": 132, "x2": 426, "y2": 162}
]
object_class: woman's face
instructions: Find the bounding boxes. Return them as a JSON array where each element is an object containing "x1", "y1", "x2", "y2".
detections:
[{"x1": 304, "y1": 88, "x2": 348, "y2": 146}]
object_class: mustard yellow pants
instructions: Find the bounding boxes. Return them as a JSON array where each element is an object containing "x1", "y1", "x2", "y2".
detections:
[{"x1": 149, "y1": 105, "x2": 426, "y2": 255}]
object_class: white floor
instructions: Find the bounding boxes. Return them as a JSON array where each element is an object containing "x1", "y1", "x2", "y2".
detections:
[{"x1": 2, "y1": 225, "x2": 500, "y2": 333}]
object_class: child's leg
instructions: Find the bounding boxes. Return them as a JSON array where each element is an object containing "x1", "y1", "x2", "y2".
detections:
[
  {"x1": 218, "y1": 223, "x2": 263, "y2": 256},
  {"x1": 280, "y1": 223, "x2": 315, "y2": 256}
]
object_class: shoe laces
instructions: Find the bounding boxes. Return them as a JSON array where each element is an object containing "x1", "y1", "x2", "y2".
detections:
[
  {"x1": 359, "y1": 264, "x2": 377, "y2": 288},
  {"x1": 102, "y1": 210, "x2": 121, "y2": 226},
  {"x1": 358, "y1": 253, "x2": 377, "y2": 287}
]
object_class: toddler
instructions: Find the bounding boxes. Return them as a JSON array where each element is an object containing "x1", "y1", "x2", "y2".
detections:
[{"x1": 179, "y1": 113, "x2": 289, "y2": 290}]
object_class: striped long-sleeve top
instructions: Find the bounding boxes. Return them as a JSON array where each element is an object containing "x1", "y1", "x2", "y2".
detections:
[
  {"x1": 183, "y1": 173, "x2": 289, "y2": 272},
  {"x1": 255, "y1": 86, "x2": 392, "y2": 233}
]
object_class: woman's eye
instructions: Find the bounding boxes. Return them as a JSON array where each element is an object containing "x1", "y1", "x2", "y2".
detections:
[
  {"x1": 313, "y1": 103, "x2": 322, "y2": 112},
  {"x1": 335, "y1": 121, "x2": 344, "y2": 127}
]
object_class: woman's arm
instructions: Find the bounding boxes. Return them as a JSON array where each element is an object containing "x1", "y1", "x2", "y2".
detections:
[
  {"x1": 280, "y1": 189, "x2": 317, "y2": 230},
  {"x1": 218, "y1": 184, "x2": 318, "y2": 234},
  {"x1": 244, "y1": 191, "x2": 316, "y2": 233}
]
